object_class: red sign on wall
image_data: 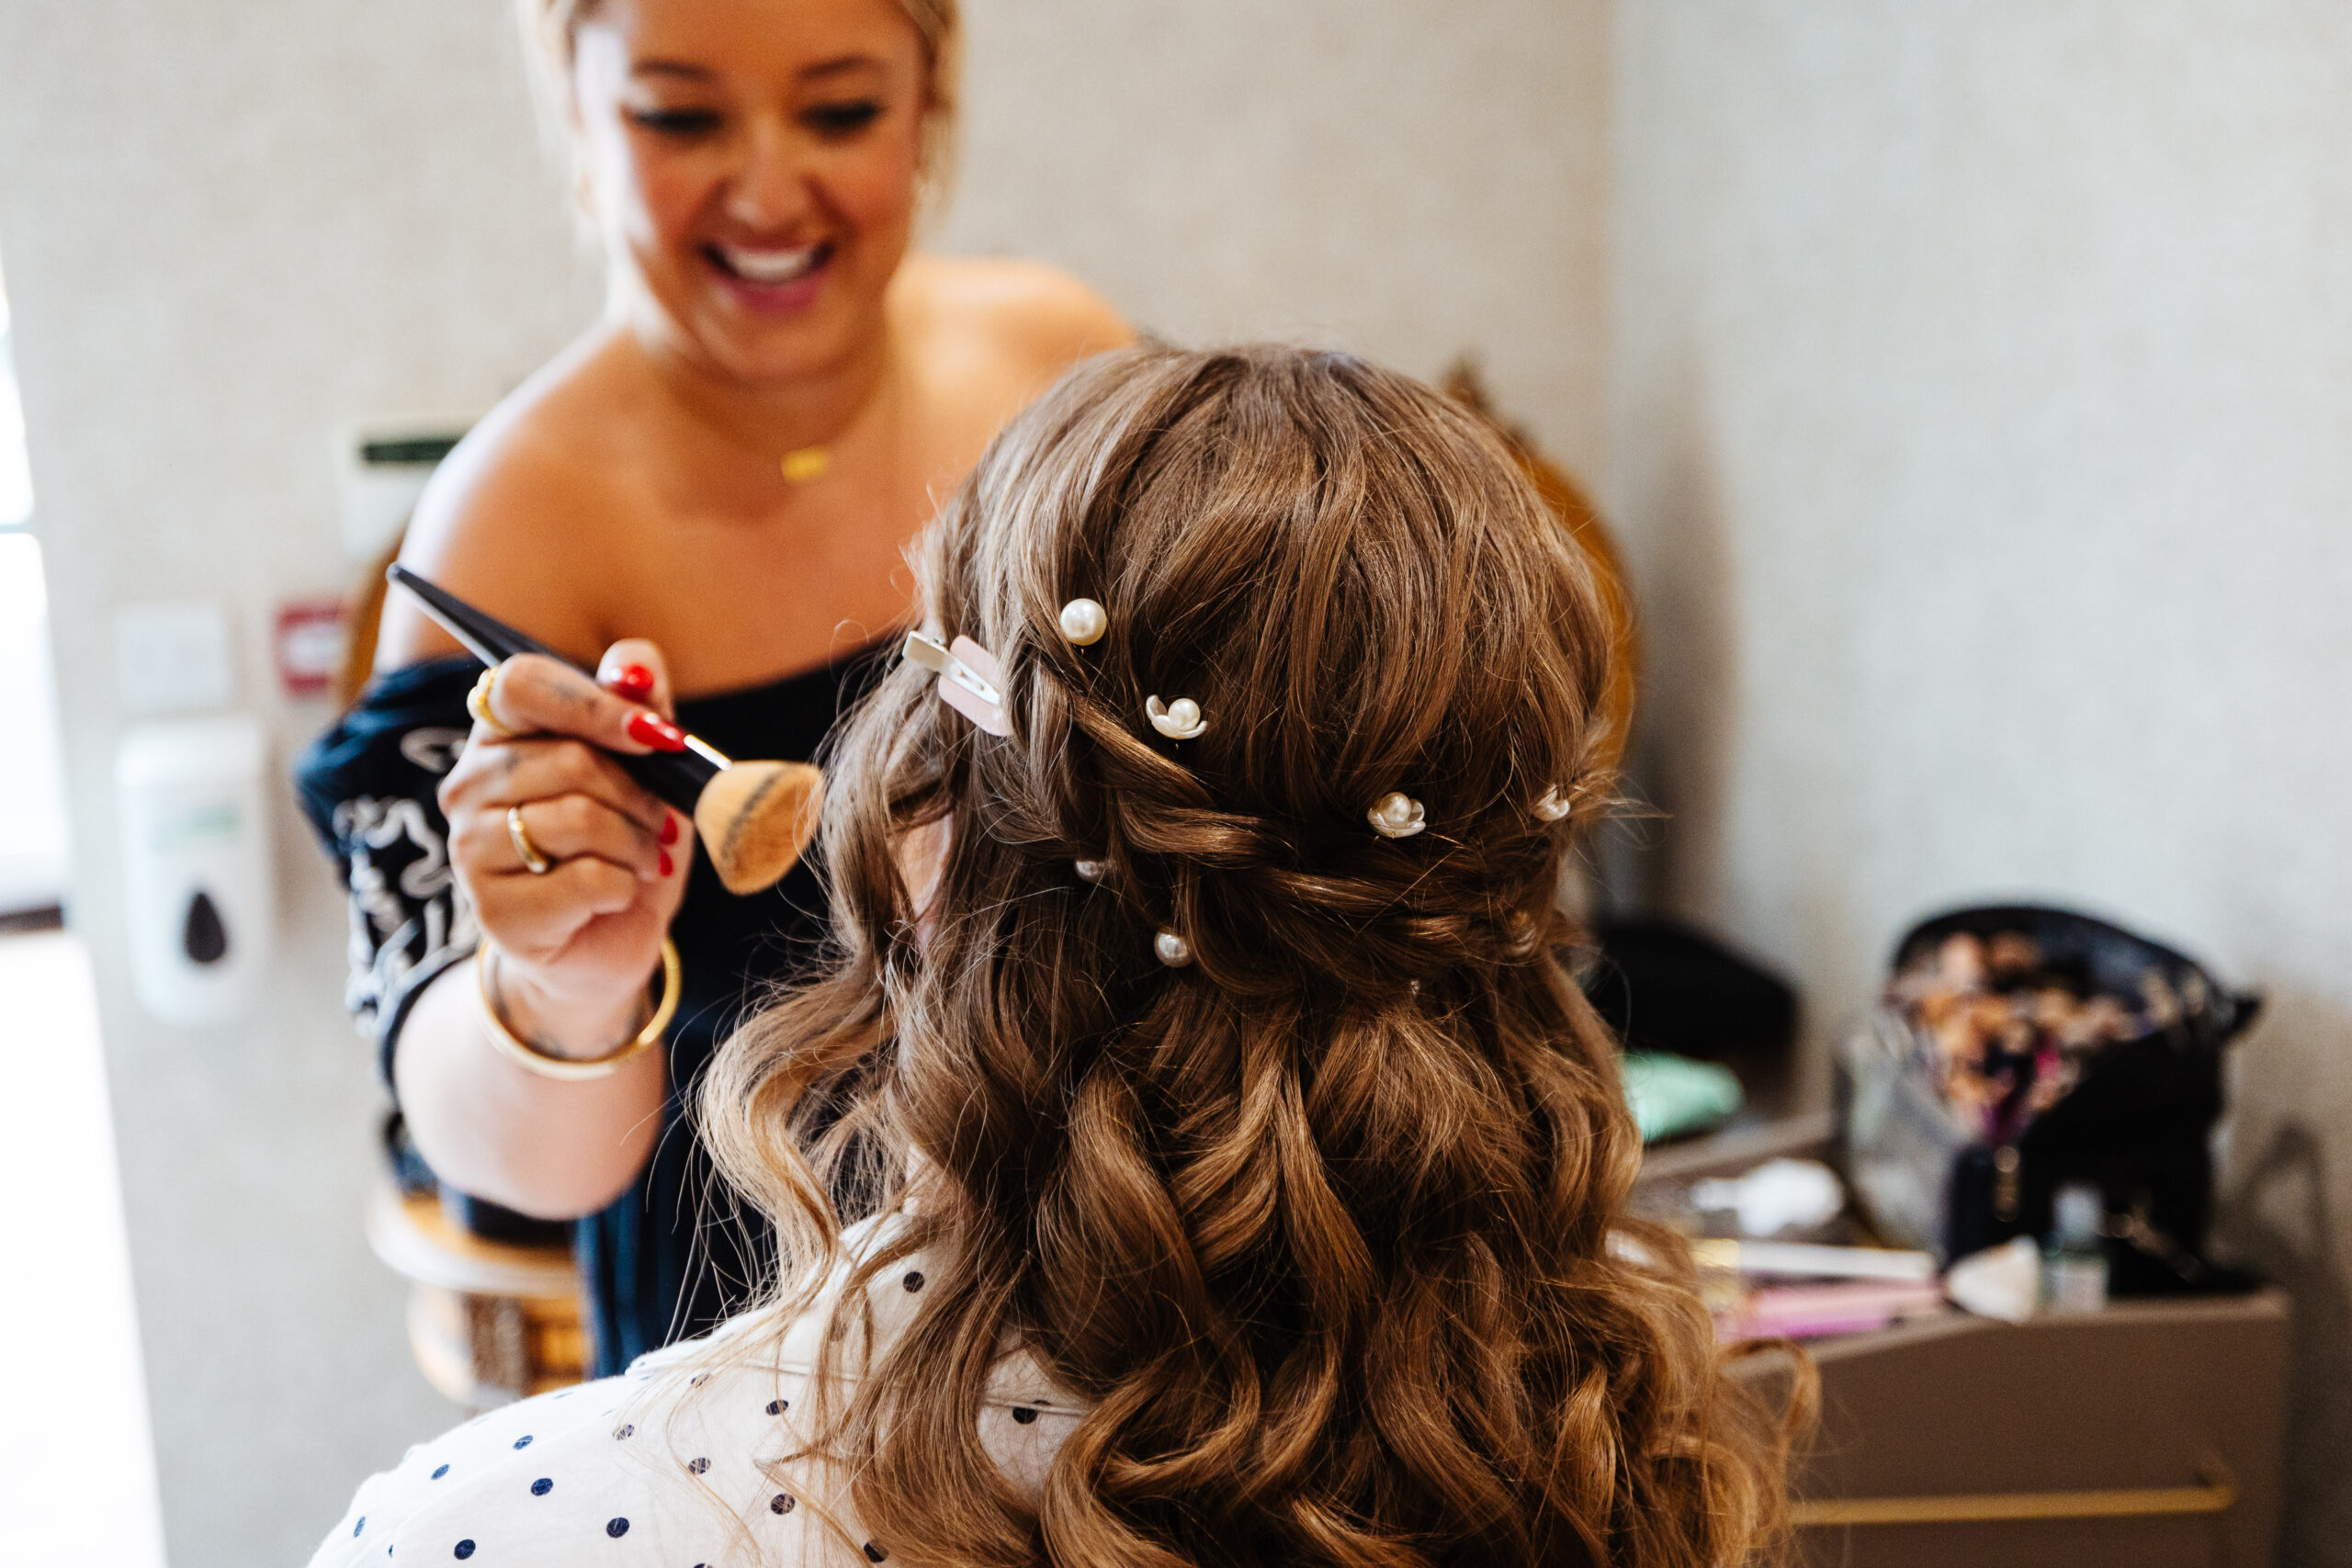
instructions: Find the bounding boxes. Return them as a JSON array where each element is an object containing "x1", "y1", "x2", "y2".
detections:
[{"x1": 274, "y1": 600, "x2": 346, "y2": 697}]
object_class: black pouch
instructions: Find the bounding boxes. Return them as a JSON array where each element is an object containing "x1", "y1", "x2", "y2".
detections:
[{"x1": 1842, "y1": 904, "x2": 2261, "y2": 1293}]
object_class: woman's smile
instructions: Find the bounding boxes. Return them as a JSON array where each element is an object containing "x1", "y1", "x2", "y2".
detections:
[{"x1": 703, "y1": 238, "x2": 835, "y2": 313}]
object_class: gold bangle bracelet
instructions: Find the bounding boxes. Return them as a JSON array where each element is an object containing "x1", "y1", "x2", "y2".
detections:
[{"x1": 476, "y1": 937, "x2": 682, "y2": 1082}]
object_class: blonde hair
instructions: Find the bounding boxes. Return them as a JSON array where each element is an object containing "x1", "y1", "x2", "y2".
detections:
[
  {"x1": 514, "y1": 0, "x2": 962, "y2": 201},
  {"x1": 700, "y1": 344, "x2": 1802, "y2": 1568}
]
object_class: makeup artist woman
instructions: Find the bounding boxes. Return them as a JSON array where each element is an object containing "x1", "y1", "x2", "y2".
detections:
[{"x1": 296, "y1": 0, "x2": 1127, "y2": 1375}]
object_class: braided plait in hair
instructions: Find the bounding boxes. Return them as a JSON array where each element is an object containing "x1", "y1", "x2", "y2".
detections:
[
  {"x1": 700, "y1": 345, "x2": 1797, "y2": 1568},
  {"x1": 955, "y1": 349, "x2": 1600, "y2": 998}
]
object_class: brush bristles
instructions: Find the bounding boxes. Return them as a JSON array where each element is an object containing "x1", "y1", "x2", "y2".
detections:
[{"x1": 694, "y1": 761, "x2": 824, "y2": 896}]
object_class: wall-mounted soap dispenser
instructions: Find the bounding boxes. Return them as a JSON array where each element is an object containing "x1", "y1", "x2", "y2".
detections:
[{"x1": 114, "y1": 715, "x2": 275, "y2": 1025}]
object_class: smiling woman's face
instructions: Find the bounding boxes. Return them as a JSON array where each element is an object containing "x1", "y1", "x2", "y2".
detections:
[{"x1": 569, "y1": 0, "x2": 931, "y2": 384}]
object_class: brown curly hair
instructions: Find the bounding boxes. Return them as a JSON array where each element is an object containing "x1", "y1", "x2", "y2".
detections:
[{"x1": 699, "y1": 344, "x2": 1796, "y2": 1567}]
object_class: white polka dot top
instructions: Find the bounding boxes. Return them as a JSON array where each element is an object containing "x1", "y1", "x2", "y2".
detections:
[{"x1": 309, "y1": 1227, "x2": 1084, "y2": 1567}]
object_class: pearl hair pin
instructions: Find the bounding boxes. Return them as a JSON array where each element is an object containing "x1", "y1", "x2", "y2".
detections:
[
  {"x1": 1534, "y1": 785, "x2": 1574, "y2": 822},
  {"x1": 1367, "y1": 792, "x2": 1427, "y2": 839},
  {"x1": 1147, "y1": 695, "x2": 1208, "y2": 741},
  {"x1": 1074, "y1": 859, "x2": 1109, "y2": 882},
  {"x1": 1058, "y1": 598, "x2": 1108, "y2": 646},
  {"x1": 1154, "y1": 929, "x2": 1194, "y2": 967}
]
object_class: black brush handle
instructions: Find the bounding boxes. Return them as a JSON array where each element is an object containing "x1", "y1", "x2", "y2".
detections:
[{"x1": 387, "y1": 563, "x2": 721, "y2": 816}]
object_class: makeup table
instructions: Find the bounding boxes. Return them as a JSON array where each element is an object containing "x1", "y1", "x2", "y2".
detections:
[
  {"x1": 1742, "y1": 1286, "x2": 2289, "y2": 1568},
  {"x1": 1636, "y1": 1067, "x2": 2290, "y2": 1568}
]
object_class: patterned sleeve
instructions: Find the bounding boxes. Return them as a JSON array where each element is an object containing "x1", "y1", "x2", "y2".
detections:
[{"x1": 292, "y1": 656, "x2": 485, "y2": 1092}]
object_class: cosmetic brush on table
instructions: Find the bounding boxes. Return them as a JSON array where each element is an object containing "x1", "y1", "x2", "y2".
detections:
[{"x1": 387, "y1": 563, "x2": 823, "y2": 896}]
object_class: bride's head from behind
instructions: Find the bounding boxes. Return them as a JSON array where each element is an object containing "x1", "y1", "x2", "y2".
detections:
[{"x1": 705, "y1": 344, "x2": 1789, "y2": 1568}]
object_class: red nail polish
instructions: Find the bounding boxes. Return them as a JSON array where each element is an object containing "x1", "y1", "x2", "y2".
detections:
[
  {"x1": 613, "y1": 663, "x2": 656, "y2": 698},
  {"x1": 627, "y1": 711, "x2": 687, "y2": 751},
  {"x1": 659, "y1": 815, "x2": 679, "y2": 846},
  {"x1": 659, "y1": 850, "x2": 674, "y2": 878}
]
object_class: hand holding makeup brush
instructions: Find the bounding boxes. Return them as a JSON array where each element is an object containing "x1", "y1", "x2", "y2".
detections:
[{"x1": 437, "y1": 639, "x2": 694, "y2": 1061}]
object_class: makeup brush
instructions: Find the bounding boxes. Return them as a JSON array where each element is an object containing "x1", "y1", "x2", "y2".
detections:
[{"x1": 387, "y1": 563, "x2": 823, "y2": 896}]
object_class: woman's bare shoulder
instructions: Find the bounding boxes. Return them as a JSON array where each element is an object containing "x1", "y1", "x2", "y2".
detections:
[
  {"x1": 897, "y1": 254, "x2": 1134, "y2": 378},
  {"x1": 377, "y1": 335, "x2": 643, "y2": 669}
]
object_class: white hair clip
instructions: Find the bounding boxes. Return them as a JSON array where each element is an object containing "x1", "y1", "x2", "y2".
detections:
[
  {"x1": 1058, "y1": 598, "x2": 1108, "y2": 646},
  {"x1": 902, "y1": 631, "x2": 1011, "y2": 737},
  {"x1": 1534, "y1": 786, "x2": 1574, "y2": 822},
  {"x1": 1146, "y1": 695, "x2": 1207, "y2": 741},
  {"x1": 1154, "y1": 929, "x2": 1194, "y2": 967},
  {"x1": 1367, "y1": 792, "x2": 1427, "y2": 839},
  {"x1": 1074, "y1": 858, "x2": 1109, "y2": 883}
]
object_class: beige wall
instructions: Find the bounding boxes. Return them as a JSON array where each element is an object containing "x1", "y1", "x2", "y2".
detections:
[
  {"x1": 0, "y1": 2, "x2": 1609, "y2": 1561},
  {"x1": 1611, "y1": 5, "x2": 2352, "y2": 1557},
  {"x1": 940, "y1": 0, "x2": 1611, "y2": 476}
]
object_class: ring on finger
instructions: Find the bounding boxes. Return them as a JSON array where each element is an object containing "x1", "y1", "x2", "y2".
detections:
[
  {"x1": 467, "y1": 663, "x2": 518, "y2": 740},
  {"x1": 506, "y1": 804, "x2": 555, "y2": 875}
]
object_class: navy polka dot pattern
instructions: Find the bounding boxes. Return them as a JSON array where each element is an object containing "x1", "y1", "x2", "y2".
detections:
[{"x1": 306, "y1": 1230, "x2": 1085, "y2": 1568}]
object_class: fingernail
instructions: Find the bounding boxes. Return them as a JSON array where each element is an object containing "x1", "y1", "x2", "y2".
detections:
[
  {"x1": 627, "y1": 711, "x2": 688, "y2": 751},
  {"x1": 659, "y1": 850, "x2": 675, "y2": 878},
  {"x1": 659, "y1": 815, "x2": 679, "y2": 846},
  {"x1": 612, "y1": 663, "x2": 656, "y2": 699}
]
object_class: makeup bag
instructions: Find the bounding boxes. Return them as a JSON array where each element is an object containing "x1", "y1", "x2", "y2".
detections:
[{"x1": 1840, "y1": 904, "x2": 2261, "y2": 1294}]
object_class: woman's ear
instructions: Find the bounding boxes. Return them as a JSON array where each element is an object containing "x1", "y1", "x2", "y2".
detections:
[
  {"x1": 562, "y1": 79, "x2": 596, "y2": 221},
  {"x1": 548, "y1": 27, "x2": 600, "y2": 227}
]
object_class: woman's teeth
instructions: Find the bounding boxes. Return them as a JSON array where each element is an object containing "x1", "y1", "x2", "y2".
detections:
[{"x1": 713, "y1": 243, "x2": 824, "y2": 284}]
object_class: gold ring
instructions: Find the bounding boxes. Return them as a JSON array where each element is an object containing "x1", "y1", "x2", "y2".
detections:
[
  {"x1": 506, "y1": 804, "x2": 554, "y2": 874},
  {"x1": 467, "y1": 664, "x2": 517, "y2": 739}
]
